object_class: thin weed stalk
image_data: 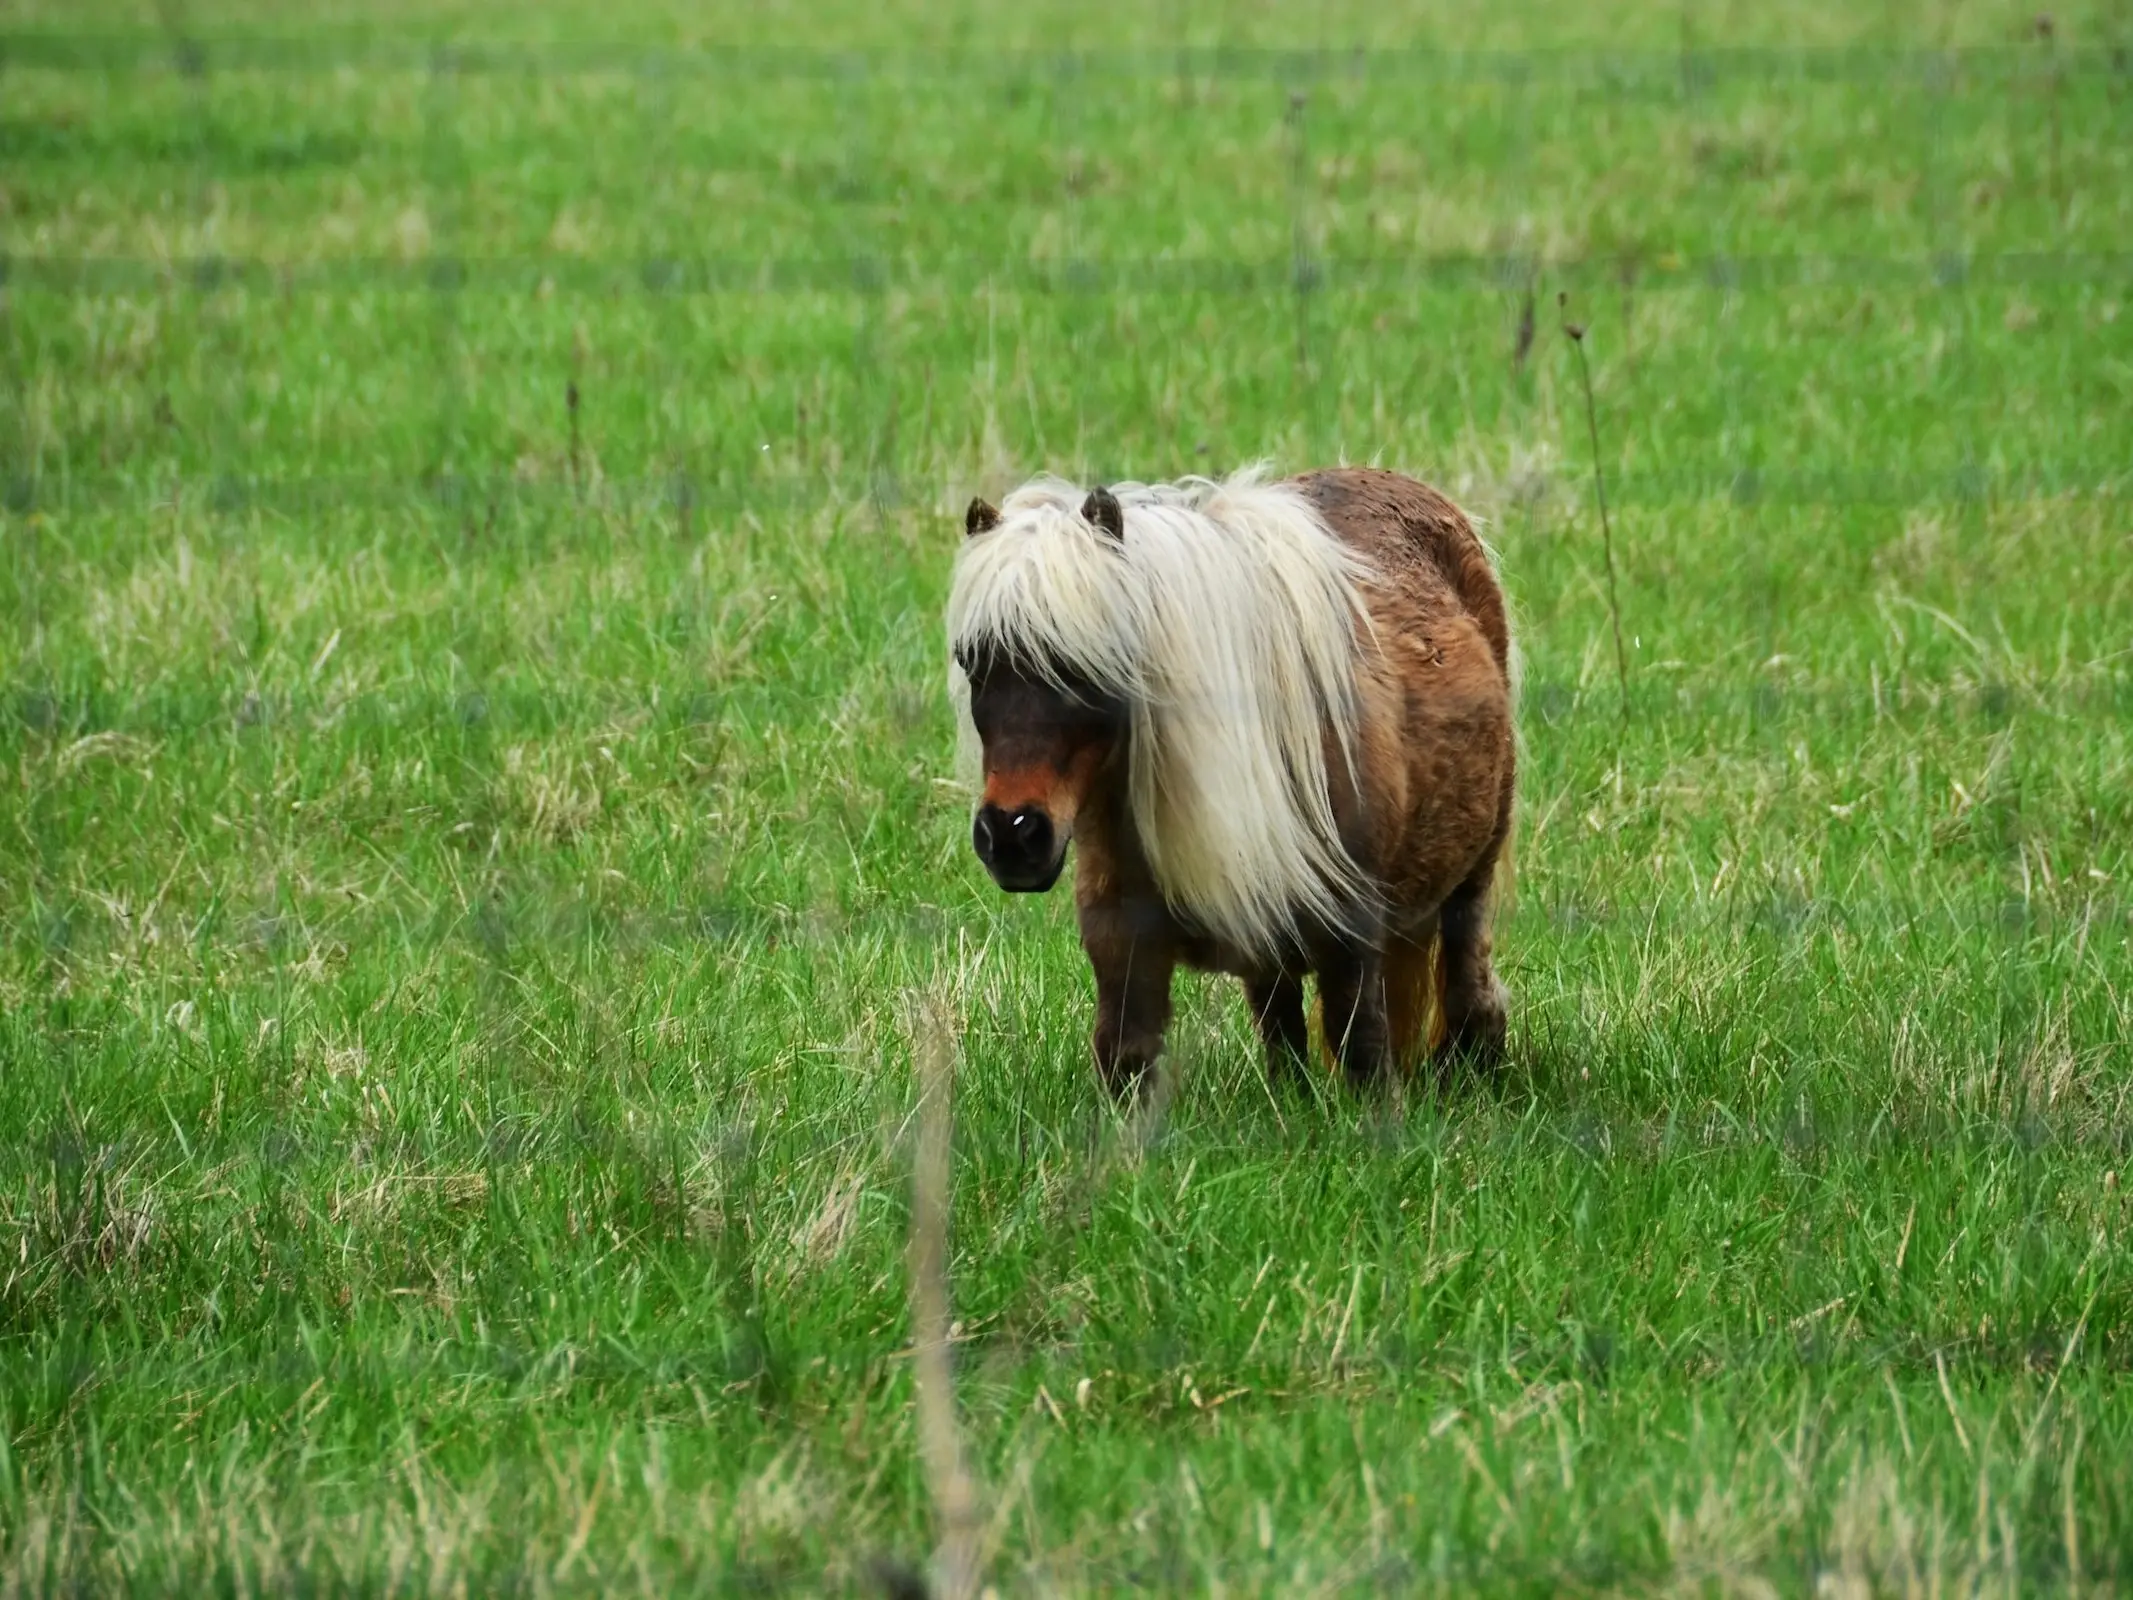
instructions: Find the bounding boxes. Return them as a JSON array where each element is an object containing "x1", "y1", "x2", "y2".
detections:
[
  {"x1": 1287, "y1": 90, "x2": 1313, "y2": 385},
  {"x1": 1561, "y1": 293, "x2": 1629, "y2": 722},
  {"x1": 566, "y1": 377, "x2": 582, "y2": 498},
  {"x1": 2034, "y1": 14, "x2": 2063, "y2": 222},
  {"x1": 1513, "y1": 273, "x2": 1536, "y2": 374}
]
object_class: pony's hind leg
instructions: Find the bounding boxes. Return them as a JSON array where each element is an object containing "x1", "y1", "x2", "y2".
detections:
[
  {"x1": 1435, "y1": 869, "x2": 1508, "y2": 1072},
  {"x1": 1319, "y1": 946, "x2": 1393, "y2": 1091},
  {"x1": 1244, "y1": 974, "x2": 1309, "y2": 1088}
]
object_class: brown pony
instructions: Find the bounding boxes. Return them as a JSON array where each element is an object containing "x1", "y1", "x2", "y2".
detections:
[{"x1": 947, "y1": 466, "x2": 1514, "y2": 1097}]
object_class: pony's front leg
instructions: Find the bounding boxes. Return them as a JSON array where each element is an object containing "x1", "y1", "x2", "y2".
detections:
[
  {"x1": 1319, "y1": 945, "x2": 1393, "y2": 1091},
  {"x1": 1079, "y1": 898, "x2": 1176, "y2": 1100}
]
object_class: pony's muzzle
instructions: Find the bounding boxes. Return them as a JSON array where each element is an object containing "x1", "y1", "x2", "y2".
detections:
[{"x1": 972, "y1": 803, "x2": 1064, "y2": 892}]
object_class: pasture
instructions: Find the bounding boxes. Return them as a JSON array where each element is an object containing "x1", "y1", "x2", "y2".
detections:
[{"x1": 3, "y1": 0, "x2": 2131, "y2": 1591}]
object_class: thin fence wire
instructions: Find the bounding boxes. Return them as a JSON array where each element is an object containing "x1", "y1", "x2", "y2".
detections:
[
  {"x1": 6, "y1": 33, "x2": 2132, "y2": 82},
  {"x1": 10, "y1": 894, "x2": 2122, "y2": 959},
  {"x1": 2, "y1": 464, "x2": 2123, "y2": 517},
  {"x1": 8, "y1": 253, "x2": 2129, "y2": 293}
]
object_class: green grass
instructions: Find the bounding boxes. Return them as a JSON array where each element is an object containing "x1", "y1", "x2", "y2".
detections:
[{"x1": 3, "y1": 0, "x2": 2132, "y2": 1592}]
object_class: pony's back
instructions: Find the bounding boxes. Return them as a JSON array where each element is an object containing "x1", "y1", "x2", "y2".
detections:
[{"x1": 1290, "y1": 468, "x2": 1511, "y2": 683}]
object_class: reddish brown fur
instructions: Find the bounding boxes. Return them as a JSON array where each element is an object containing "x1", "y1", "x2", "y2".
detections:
[
  {"x1": 964, "y1": 467, "x2": 1515, "y2": 1097},
  {"x1": 980, "y1": 743, "x2": 1106, "y2": 845}
]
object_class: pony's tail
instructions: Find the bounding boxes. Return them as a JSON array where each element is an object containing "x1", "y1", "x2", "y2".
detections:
[{"x1": 1387, "y1": 932, "x2": 1446, "y2": 1067}]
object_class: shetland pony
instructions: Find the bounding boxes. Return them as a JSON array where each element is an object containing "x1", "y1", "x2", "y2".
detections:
[{"x1": 947, "y1": 466, "x2": 1514, "y2": 1097}]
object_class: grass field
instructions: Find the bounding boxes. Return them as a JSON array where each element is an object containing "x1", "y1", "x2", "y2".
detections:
[{"x1": 3, "y1": 0, "x2": 2132, "y2": 1592}]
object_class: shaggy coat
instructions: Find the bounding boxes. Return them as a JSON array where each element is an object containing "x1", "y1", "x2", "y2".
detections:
[{"x1": 948, "y1": 466, "x2": 1514, "y2": 1094}]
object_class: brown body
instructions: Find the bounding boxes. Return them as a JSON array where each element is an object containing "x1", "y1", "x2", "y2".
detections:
[{"x1": 962, "y1": 468, "x2": 1515, "y2": 1096}]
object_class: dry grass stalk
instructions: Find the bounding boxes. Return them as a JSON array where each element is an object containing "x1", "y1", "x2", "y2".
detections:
[{"x1": 908, "y1": 991, "x2": 983, "y2": 1600}]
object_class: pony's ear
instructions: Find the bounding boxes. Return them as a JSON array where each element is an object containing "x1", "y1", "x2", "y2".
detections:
[
  {"x1": 1082, "y1": 485, "x2": 1125, "y2": 542},
  {"x1": 964, "y1": 498, "x2": 1001, "y2": 538}
]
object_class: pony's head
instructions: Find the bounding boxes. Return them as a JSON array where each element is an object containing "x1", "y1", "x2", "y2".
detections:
[
  {"x1": 946, "y1": 468, "x2": 1374, "y2": 956},
  {"x1": 950, "y1": 487, "x2": 1132, "y2": 893}
]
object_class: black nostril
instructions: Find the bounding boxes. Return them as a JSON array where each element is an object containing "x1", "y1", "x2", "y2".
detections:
[
  {"x1": 1009, "y1": 807, "x2": 1052, "y2": 860},
  {"x1": 974, "y1": 804, "x2": 1054, "y2": 876}
]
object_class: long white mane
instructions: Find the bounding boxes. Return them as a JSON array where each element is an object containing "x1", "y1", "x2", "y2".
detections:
[{"x1": 946, "y1": 466, "x2": 1378, "y2": 958}]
